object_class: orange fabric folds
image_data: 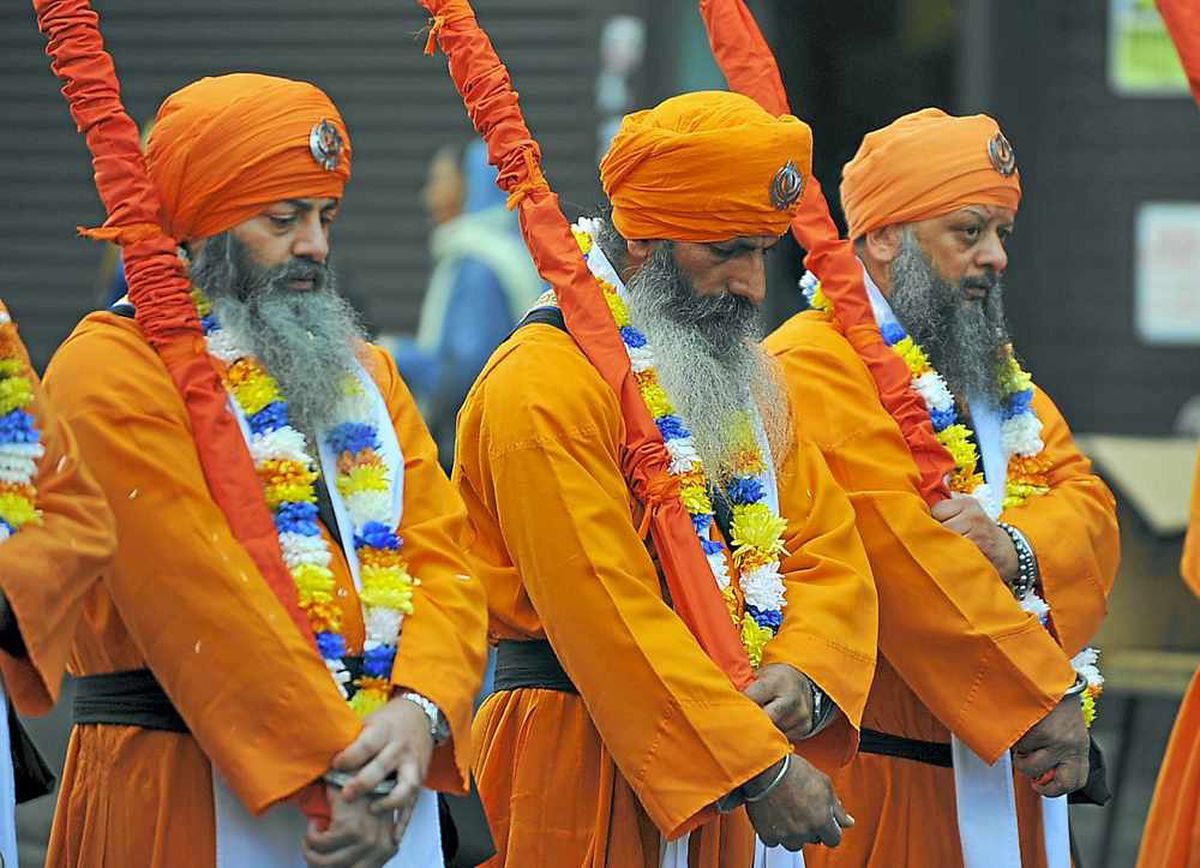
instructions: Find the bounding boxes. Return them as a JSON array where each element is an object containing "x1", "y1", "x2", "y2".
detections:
[
  {"x1": 840, "y1": 108, "x2": 1022, "y2": 240},
  {"x1": 422, "y1": 0, "x2": 753, "y2": 687},
  {"x1": 146, "y1": 73, "x2": 351, "y2": 242},
  {"x1": 700, "y1": 0, "x2": 954, "y2": 504},
  {"x1": 599, "y1": 91, "x2": 813, "y2": 243}
]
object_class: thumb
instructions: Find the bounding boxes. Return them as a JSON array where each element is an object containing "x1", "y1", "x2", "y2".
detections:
[
  {"x1": 743, "y1": 677, "x2": 777, "y2": 707},
  {"x1": 930, "y1": 499, "x2": 964, "y2": 521}
]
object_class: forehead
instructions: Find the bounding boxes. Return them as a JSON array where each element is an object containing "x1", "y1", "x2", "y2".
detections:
[
  {"x1": 939, "y1": 205, "x2": 1016, "y2": 224},
  {"x1": 265, "y1": 197, "x2": 340, "y2": 211}
]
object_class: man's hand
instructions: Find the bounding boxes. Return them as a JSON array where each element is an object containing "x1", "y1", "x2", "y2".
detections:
[
  {"x1": 1012, "y1": 694, "x2": 1089, "y2": 797},
  {"x1": 331, "y1": 695, "x2": 434, "y2": 835},
  {"x1": 931, "y1": 498, "x2": 1019, "y2": 584},
  {"x1": 744, "y1": 663, "x2": 813, "y2": 741},
  {"x1": 745, "y1": 754, "x2": 854, "y2": 850},
  {"x1": 301, "y1": 785, "x2": 398, "y2": 868}
]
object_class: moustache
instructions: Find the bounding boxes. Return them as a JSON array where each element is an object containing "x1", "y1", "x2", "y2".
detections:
[
  {"x1": 269, "y1": 258, "x2": 331, "y2": 292},
  {"x1": 961, "y1": 271, "x2": 999, "y2": 293}
]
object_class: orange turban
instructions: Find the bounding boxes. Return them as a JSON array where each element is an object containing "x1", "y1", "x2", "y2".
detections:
[
  {"x1": 145, "y1": 73, "x2": 352, "y2": 241},
  {"x1": 599, "y1": 91, "x2": 812, "y2": 243},
  {"x1": 840, "y1": 108, "x2": 1021, "y2": 240}
]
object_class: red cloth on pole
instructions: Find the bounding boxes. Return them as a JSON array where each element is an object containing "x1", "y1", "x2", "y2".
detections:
[
  {"x1": 1157, "y1": 0, "x2": 1200, "y2": 107},
  {"x1": 422, "y1": 0, "x2": 753, "y2": 688},
  {"x1": 699, "y1": 0, "x2": 953, "y2": 505}
]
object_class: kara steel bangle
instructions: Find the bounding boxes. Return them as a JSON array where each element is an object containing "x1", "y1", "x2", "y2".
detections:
[
  {"x1": 1062, "y1": 672, "x2": 1089, "y2": 699},
  {"x1": 743, "y1": 753, "x2": 792, "y2": 804},
  {"x1": 322, "y1": 769, "x2": 397, "y2": 797}
]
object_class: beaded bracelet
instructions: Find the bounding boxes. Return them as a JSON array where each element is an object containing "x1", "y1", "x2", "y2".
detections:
[{"x1": 997, "y1": 521, "x2": 1039, "y2": 600}]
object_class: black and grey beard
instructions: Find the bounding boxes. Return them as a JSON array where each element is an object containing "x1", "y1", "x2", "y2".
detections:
[
  {"x1": 190, "y1": 232, "x2": 367, "y2": 438},
  {"x1": 623, "y1": 240, "x2": 792, "y2": 481},
  {"x1": 888, "y1": 232, "x2": 1011, "y2": 405}
]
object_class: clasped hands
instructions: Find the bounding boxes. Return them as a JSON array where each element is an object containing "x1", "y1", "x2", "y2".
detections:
[
  {"x1": 739, "y1": 663, "x2": 853, "y2": 851},
  {"x1": 934, "y1": 498, "x2": 1090, "y2": 797},
  {"x1": 302, "y1": 696, "x2": 435, "y2": 868}
]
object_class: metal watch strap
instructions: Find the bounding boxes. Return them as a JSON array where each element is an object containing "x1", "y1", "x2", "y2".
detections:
[{"x1": 398, "y1": 691, "x2": 449, "y2": 745}]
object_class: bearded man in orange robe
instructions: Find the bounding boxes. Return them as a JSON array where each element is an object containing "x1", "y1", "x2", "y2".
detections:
[
  {"x1": 1137, "y1": 453, "x2": 1200, "y2": 868},
  {"x1": 455, "y1": 90, "x2": 878, "y2": 868},
  {"x1": 41, "y1": 73, "x2": 488, "y2": 868},
  {"x1": 0, "y1": 300, "x2": 114, "y2": 867},
  {"x1": 764, "y1": 108, "x2": 1119, "y2": 868}
]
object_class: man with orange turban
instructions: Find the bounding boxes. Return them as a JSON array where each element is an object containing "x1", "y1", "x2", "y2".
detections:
[
  {"x1": 41, "y1": 73, "x2": 488, "y2": 867},
  {"x1": 764, "y1": 108, "x2": 1119, "y2": 867},
  {"x1": 1137, "y1": 452, "x2": 1200, "y2": 867},
  {"x1": 456, "y1": 89, "x2": 878, "y2": 867},
  {"x1": 0, "y1": 300, "x2": 114, "y2": 867}
]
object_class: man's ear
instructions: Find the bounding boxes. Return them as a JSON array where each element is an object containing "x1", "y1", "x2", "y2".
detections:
[
  {"x1": 626, "y1": 239, "x2": 654, "y2": 270},
  {"x1": 863, "y1": 224, "x2": 905, "y2": 265}
]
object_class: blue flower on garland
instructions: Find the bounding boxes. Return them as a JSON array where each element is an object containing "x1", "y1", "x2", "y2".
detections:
[
  {"x1": 355, "y1": 521, "x2": 402, "y2": 551},
  {"x1": 620, "y1": 326, "x2": 647, "y2": 348},
  {"x1": 657, "y1": 415, "x2": 690, "y2": 442},
  {"x1": 726, "y1": 476, "x2": 764, "y2": 506},
  {"x1": 0, "y1": 410, "x2": 39, "y2": 444},
  {"x1": 316, "y1": 631, "x2": 347, "y2": 660},
  {"x1": 276, "y1": 501, "x2": 322, "y2": 535},
  {"x1": 747, "y1": 605, "x2": 783, "y2": 630},
  {"x1": 880, "y1": 321, "x2": 907, "y2": 346},
  {"x1": 363, "y1": 644, "x2": 398, "y2": 678},
  {"x1": 248, "y1": 401, "x2": 290, "y2": 434},
  {"x1": 327, "y1": 421, "x2": 381, "y2": 456}
]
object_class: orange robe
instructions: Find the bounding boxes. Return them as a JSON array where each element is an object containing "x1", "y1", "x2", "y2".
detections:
[
  {"x1": 40, "y1": 311, "x2": 488, "y2": 867},
  {"x1": 764, "y1": 311, "x2": 1119, "y2": 868},
  {"x1": 1137, "y1": 451, "x2": 1200, "y2": 867},
  {"x1": 0, "y1": 302, "x2": 115, "y2": 716},
  {"x1": 454, "y1": 320, "x2": 878, "y2": 867}
]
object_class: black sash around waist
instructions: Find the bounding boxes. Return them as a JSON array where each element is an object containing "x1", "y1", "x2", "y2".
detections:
[
  {"x1": 494, "y1": 639, "x2": 577, "y2": 694},
  {"x1": 858, "y1": 728, "x2": 953, "y2": 768},
  {"x1": 73, "y1": 668, "x2": 190, "y2": 733}
]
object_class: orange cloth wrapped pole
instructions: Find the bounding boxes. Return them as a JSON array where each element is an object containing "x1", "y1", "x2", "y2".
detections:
[
  {"x1": 1157, "y1": 0, "x2": 1200, "y2": 107},
  {"x1": 699, "y1": 0, "x2": 954, "y2": 505},
  {"x1": 33, "y1": 0, "x2": 315, "y2": 648},
  {"x1": 421, "y1": 0, "x2": 753, "y2": 688}
]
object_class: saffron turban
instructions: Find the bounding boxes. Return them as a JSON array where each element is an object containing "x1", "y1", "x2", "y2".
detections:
[
  {"x1": 599, "y1": 90, "x2": 812, "y2": 243},
  {"x1": 840, "y1": 107, "x2": 1022, "y2": 240},
  {"x1": 145, "y1": 73, "x2": 352, "y2": 241}
]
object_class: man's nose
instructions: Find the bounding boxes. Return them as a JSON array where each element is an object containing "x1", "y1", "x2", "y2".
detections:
[{"x1": 725, "y1": 253, "x2": 767, "y2": 306}]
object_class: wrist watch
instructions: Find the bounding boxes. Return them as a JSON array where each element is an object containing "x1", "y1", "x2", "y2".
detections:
[{"x1": 398, "y1": 691, "x2": 450, "y2": 745}]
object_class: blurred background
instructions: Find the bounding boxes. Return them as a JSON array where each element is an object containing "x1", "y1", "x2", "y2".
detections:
[{"x1": 2, "y1": 0, "x2": 1198, "y2": 865}]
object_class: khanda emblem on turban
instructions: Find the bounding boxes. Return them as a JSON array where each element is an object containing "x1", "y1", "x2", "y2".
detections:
[
  {"x1": 988, "y1": 132, "x2": 1017, "y2": 177},
  {"x1": 770, "y1": 161, "x2": 805, "y2": 211},
  {"x1": 309, "y1": 119, "x2": 344, "y2": 171}
]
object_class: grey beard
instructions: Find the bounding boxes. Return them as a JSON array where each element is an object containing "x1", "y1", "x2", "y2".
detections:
[
  {"x1": 888, "y1": 232, "x2": 1011, "y2": 405},
  {"x1": 190, "y1": 232, "x2": 367, "y2": 438},
  {"x1": 623, "y1": 240, "x2": 792, "y2": 481}
]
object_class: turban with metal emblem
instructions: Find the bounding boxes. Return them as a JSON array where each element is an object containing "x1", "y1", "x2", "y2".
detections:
[
  {"x1": 840, "y1": 107, "x2": 1021, "y2": 240},
  {"x1": 145, "y1": 73, "x2": 352, "y2": 241},
  {"x1": 599, "y1": 90, "x2": 812, "y2": 243}
]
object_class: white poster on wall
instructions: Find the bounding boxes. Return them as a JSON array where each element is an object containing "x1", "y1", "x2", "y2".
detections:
[{"x1": 1135, "y1": 202, "x2": 1200, "y2": 345}]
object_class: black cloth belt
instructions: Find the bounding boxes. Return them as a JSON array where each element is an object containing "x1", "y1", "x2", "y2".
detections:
[
  {"x1": 494, "y1": 639, "x2": 577, "y2": 694},
  {"x1": 72, "y1": 668, "x2": 190, "y2": 733},
  {"x1": 859, "y1": 728, "x2": 953, "y2": 768}
]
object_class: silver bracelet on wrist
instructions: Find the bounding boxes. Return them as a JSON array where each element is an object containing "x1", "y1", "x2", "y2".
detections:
[
  {"x1": 322, "y1": 769, "x2": 396, "y2": 797},
  {"x1": 1062, "y1": 672, "x2": 1089, "y2": 698},
  {"x1": 743, "y1": 753, "x2": 792, "y2": 804}
]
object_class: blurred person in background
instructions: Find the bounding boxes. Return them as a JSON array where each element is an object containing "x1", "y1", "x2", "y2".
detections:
[
  {"x1": 385, "y1": 140, "x2": 542, "y2": 469},
  {"x1": 0, "y1": 301, "x2": 115, "y2": 868},
  {"x1": 42, "y1": 72, "x2": 488, "y2": 868},
  {"x1": 769, "y1": 108, "x2": 1118, "y2": 868},
  {"x1": 1138, "y1": 451, "x2": 1200, "y2": 868}
]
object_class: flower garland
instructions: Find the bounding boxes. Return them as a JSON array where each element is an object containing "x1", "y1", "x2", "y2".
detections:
[
  {"x1": 802, "y1": 273, "x2": 1102, "y2": 725},
  {"x1": 0, "y1": 310, "x2": 43, "y2": 543},
  {"x1": 193, "y1": 289, "x2": 414, "y2": 717},
  {"x1": 574, "y1": 225, "x2": 788, "y2": 667}
]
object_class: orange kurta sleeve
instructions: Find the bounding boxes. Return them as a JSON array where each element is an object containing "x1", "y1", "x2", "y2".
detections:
[
  {"x1": 765, "y1": 313, "x2": 1077, "y2": 763},
  {"x1": 765, "y1": 436, "x2": 877, "y2": 768},
  {"x1": 1000, "y1": 389, "x2": 1119, "y2": 656},
  {"x1": 43, "y1": 313, "x2": 362, "y2": 815},
  {"x1": 0, "y1": 312, "x2": 115, "y2": 715},
  {"x1": 367, "y1": 347, "x2": 487, "y2": 794},
  {"x1": 457, "y1": 326, "x2": 791, "y2": 838}
]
